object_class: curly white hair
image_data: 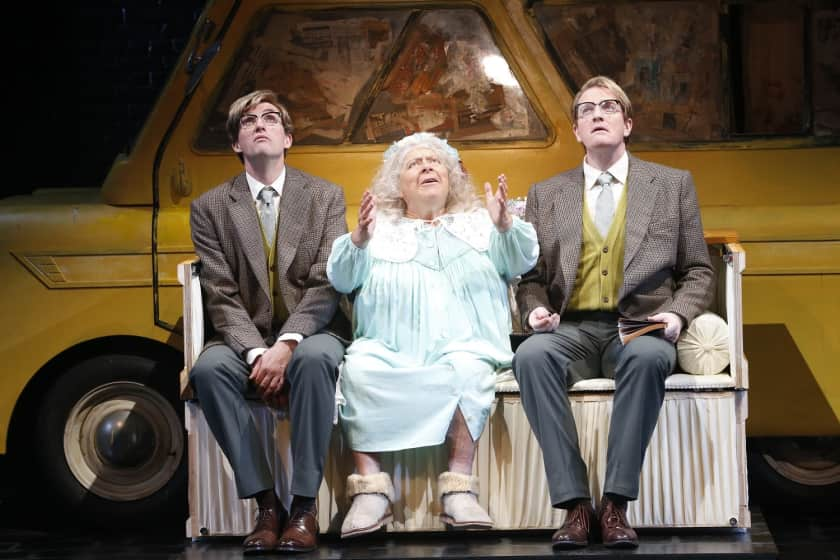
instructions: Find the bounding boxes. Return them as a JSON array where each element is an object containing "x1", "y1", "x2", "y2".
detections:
[{"x1": 371, "y1": 132, "x2": 481, "y2": 219}]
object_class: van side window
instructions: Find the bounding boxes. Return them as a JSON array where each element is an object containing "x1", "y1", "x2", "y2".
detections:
[
  {"x1": 533, "y1": 0, "x2": 840, "y2": 142},
  {"x1": 534, "y1": 1, "x2": 725, "y2": 142},
  {"x1": 811, "y1": 6, "x2": 840, "y2": 137},
  {"x1": 194, "y1": 7, "x2": 546, "y2": 150},
  {"x1": 195, "y1": 9, "x2": 409, "y2": 149},
  {"x1": 729, "y1": 2, "x2": 840, "y2": 137}
]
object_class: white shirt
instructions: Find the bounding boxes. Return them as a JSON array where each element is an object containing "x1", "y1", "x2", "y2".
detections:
[
  {"x1": 246, "y1": 168, "x2": 286, "y2": 217},
  {"x1": 582, "y1": 151, "x2": 628, "y2": 222},
  {"x1": 243, "y1": 167, "x2": 303, "y2": 365}
]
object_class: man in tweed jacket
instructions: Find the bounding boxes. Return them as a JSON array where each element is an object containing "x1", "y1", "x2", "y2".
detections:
[
  {"x1": 513, "y1": 76, "x2": 714, "y2": 549},
  {"x1": 189, "y1": 90, "x2": 350, "y2": 554}
]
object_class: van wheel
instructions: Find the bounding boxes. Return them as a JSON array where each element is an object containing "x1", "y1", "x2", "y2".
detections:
[
  {"x1": 748, "y1": 437, "x2": 840, "y2": 508},
  {"x1": 34, "y1": 353, "x2": 186, "y2": 526}
]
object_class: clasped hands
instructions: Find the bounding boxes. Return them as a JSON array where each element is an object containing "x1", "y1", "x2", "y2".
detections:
[
  {"x1": 249, "y1": 339, "x2": 298, "y2": 408},
  {"x1": 350, "y1": 174, "x2": 514, "y2": 248}
]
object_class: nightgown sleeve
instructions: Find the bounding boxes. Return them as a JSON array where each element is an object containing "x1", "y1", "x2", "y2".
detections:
[
  {"x1": 327, "y1": 233, "x2": 372, "y2": 294},
  {"x1": 487, "y1": 216, "x2": 539, "y2": 281}
]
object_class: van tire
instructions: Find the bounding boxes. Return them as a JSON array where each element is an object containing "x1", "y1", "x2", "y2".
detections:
[
  {"x1": 748, "y1": 437, "x2": 840, "y2": 509},
  {"x1": 33, "y1": 353, "x2": 186, "y2": 527}
]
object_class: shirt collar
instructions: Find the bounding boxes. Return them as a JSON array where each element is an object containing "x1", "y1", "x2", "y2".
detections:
[
  {"x1": 246, "y1": 167, "x2": 286, "y2": 202},
  {"x1": 582, "y1": 151, "x2": 629, "y2": 191}
]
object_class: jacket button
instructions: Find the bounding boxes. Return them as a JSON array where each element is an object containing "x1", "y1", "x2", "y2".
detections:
[
  {"x1": 603, "y1": 246, "x2": 609, "y2": 253},
  {"x1": 601, "y1": 270, "x2": 608, "y2": 276}
]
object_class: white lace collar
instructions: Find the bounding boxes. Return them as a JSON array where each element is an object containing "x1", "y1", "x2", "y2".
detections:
[{"x1": 369, "y1": 209, "x2": 493, "y2": 263}]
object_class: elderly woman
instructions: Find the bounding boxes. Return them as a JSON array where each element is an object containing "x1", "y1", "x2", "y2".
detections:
[{"x1": 326, "y1": 132, "x2": 538, "y2": 537}]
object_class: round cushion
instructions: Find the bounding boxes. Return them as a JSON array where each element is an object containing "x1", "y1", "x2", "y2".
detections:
[{"x1": 677, "y1": 312, "x2": 730, "y2": 375}]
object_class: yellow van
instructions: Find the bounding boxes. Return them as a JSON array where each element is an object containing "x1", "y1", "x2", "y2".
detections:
[{"x1": 0, "y1": 0, "x2": 837, "y2": 523}]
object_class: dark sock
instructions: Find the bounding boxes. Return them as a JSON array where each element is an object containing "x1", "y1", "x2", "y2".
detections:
[
  {"x1": 559, "y1": 497, "x2": 591, "y2": 510},
  {"x1": 604, "y1": 493, "x2": 628, "y2": 508},
  {"x1": 255, "y1": 489, "x2": 277, "y2": 510},
  {"x1": 291, "y1": 495, "x2": 316, "y2": 513}
]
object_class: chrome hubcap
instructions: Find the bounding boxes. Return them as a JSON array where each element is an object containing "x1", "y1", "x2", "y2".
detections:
[{"x1": 64, "y1": 381, "x2": 183, "y2": 501}]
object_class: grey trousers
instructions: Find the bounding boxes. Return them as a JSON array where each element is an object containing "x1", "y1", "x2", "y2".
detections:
[
  {"x1": 512, "y1": 311, "x2": 675, "y2": 507},
  {"x1": 189, "y1": 333, "x2": 345, "y2": 499}
]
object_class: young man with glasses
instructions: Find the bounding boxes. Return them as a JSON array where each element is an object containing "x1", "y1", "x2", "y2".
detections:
[
  {"x1": 513, "y1": 76, "x2": 714, "y2": 549},
  {"x1": 189, "y1": 90, "x2": 350, "y2": 554}
]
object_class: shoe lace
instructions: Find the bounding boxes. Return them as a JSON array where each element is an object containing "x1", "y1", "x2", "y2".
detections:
[
  {"x1": 256, "y1": 507, "x2": 275, "y2": 522},
  {"x1": 566, "y1": 504, "x2": 589, "y2": 528},
  {"x1": 603, "y1": 503, "x2": 626, "y2": 528}
]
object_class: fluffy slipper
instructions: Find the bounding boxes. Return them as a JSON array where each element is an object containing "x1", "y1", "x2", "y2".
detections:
[
  {"x1": 438, "y1": 471, "x2": 493, "y2": 529},
  {"x1": 341, "y1": 472, "x2": 395, "y2": 538}
]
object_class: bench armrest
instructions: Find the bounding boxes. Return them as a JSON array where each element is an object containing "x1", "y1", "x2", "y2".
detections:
[
  {"x1": 178, "y1": 258, "x2": 203, "y2": 399},
  {"x1": 723, "y1": 242, "x2": 748, "y2": 389}
]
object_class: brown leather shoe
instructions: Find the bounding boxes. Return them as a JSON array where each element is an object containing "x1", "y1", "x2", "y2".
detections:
[
  {"x1": 551, "y1": 501, "x2": 595, "y2": 549},
  {"x1": 243, "y1": 504, "x2": 285, "y2": 555},
  {"x1": 599, "y1": 496, "x2": 639, "y2": 548},
  {"x1": 276, "y1": 504, "x2": 319, "y2": 553}
]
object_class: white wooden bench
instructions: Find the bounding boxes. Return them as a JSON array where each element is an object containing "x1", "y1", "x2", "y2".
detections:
[{"x1": 177, "y1": 234, "x2": 748, "y2": 538}]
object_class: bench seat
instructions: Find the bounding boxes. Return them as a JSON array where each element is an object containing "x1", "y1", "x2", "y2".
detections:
[
  {"x1": 184, "y1": 382, "x2": 745, "y2": 537},
  {"x1": 494, "y1": 371, "x2": 737, "y2": 392},
  {"x1": 178, "y1": 238, "x2": 749, "y2": 539}
]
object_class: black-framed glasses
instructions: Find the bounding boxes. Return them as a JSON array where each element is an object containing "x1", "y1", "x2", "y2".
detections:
[
  {"x1": 240, "y1": 111, "x2": 284, "y2": 129},
  {"x1": 575, "y1": 99, "x2": 623, "y2": 119}
]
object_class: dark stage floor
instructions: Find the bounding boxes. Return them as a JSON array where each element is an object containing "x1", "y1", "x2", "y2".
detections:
[{"x1": 0, "y1": 505, "x2": 837, "y2": 560}]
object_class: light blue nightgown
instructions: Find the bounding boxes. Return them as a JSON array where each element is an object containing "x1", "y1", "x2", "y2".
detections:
[{"x1": 326, "y1": 209, "x2": 538, "y2": 452}]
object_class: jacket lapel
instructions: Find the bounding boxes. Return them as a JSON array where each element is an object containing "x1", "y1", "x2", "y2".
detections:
[
  {"x1": 276, "y1": 167, "x2": 311, "y2": 278},
  {"x1": 228, "y1": 173, "x2": 271, "y2": 300},
  {"x1": 622, "y1": 157, "x2": 660, "y2": 293},
  {"x1": 551, "y1": 169, "x2": 585, "y2": 301}
]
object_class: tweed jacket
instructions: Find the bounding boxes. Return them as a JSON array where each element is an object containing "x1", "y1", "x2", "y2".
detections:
[
  {"x1": 517, "y1": 156, "x2": 714, "y2": 328},
  {"x1": 190, "y1": 167, "x2": 351, "y2": 358}
]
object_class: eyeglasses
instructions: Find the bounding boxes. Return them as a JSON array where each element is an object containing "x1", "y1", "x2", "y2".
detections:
[
  {"x1": 575, "y1": 99, "x2": 623, "y2": 119},
  {"x1": 240, "y1": 111, "x2": 284, "y2": 129}
]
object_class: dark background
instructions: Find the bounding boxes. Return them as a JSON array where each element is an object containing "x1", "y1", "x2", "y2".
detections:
[{"x1": 10, "y1": 1, "x2": 205, "y2": 199}]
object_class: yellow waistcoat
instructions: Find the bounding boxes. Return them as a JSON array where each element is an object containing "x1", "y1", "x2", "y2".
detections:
[
  {"x1": 568, "y1": 189, "x2": 628, "y2": 311},
  {"x1": 259, "y1": 216, "x2": 290, "y2": 327}
]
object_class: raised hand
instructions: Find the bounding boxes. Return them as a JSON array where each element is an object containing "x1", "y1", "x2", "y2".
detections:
[
  {"x1": 484, "y1": 173, "x2": 513, "y2": 232},
  {"x1": 350, "y1": 190, "x2": 377, "y2": 248}
]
